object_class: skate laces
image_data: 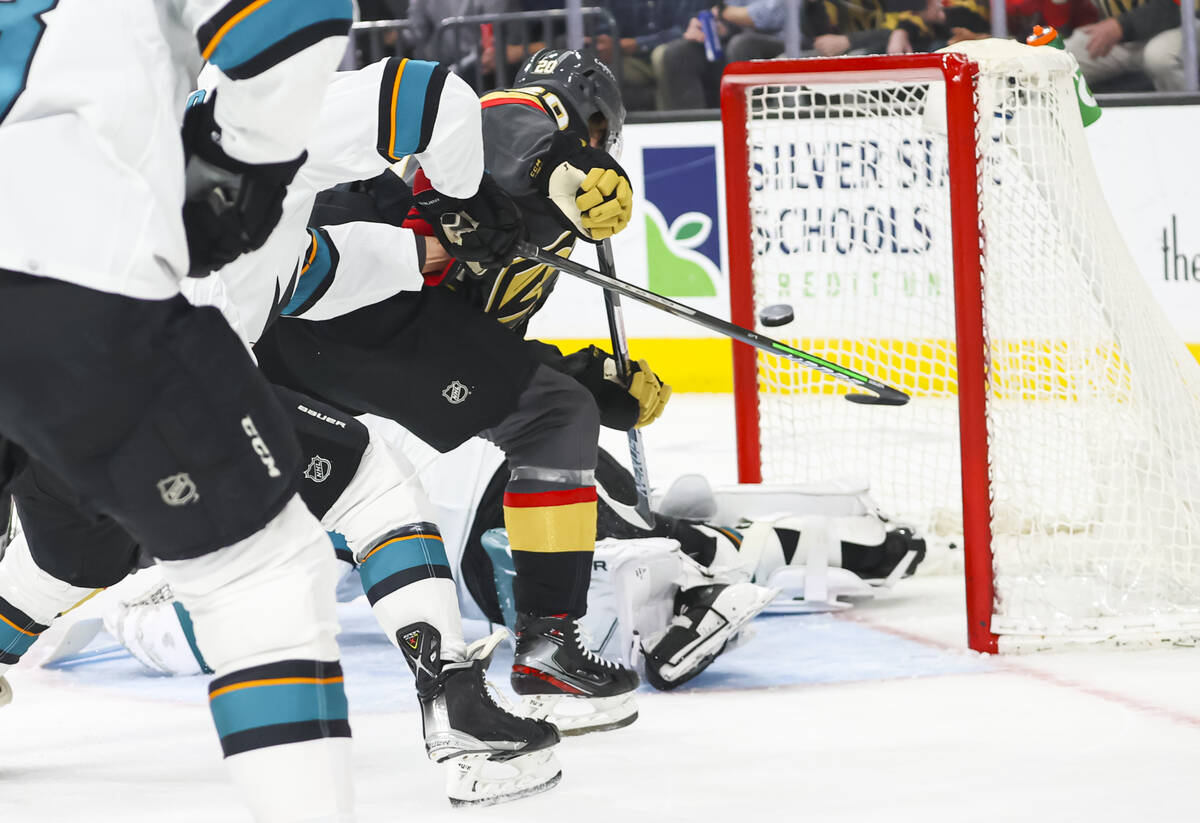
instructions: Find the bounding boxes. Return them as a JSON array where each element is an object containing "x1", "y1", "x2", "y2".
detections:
[{"x1": 571, "y1": 622, "x2": 620, "y2": 670}]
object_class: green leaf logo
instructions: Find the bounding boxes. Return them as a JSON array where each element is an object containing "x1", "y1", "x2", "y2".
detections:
[{"x1": 645, "y1": 203, "x2": 718, "y2": 297}]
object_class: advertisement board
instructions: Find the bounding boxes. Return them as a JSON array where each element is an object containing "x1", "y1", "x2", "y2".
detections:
[{"x1": 526, "y1": 105, "x2": 1200, "y2": 390}]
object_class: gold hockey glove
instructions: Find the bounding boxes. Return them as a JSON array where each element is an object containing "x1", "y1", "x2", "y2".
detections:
[
  {"x1": 538, "y1": 136, "x2": 633, "y2": 242},
  {"x1": 560, "y1": 346, "x2": 671, "y2": 430},
  {"x1": 628, "y1": 360, "x2": 672, "y2": 428}
]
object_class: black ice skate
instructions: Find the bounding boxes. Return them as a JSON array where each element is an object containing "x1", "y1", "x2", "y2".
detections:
[
  {"x1": 511, "y1": 613, "x2": 639, "y2": 736},
  {"x1": 641, "y1": 581, "x2": 777, "y2": 691},
  {"x1": 398, "y1": 623, "x2": 562, "y2": 807}
]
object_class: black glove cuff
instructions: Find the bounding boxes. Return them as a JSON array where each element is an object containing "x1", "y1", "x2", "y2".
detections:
[
  {"x1": 560, "y1": 346, "x2": 639, "y2": 430},
  {"x1": 182, "y1": 94, "x2": 305, "y2": 186}
]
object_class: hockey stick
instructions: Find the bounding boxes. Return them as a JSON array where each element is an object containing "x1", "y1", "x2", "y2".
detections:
[
  {"x1": 597, "y1": 240, "x2": 655, "y2": 529},
  {"x1": 516, "y1": 242, "x2": 910, "y2": 406}
]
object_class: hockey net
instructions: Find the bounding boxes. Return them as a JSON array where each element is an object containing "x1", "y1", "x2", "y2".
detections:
[{"x1": 720, "y1": 42, "x2": 1200, "y2": 652}]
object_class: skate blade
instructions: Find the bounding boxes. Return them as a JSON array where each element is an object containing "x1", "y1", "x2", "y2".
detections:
[
  {"x1": 445, "y1": 749, "x2": 562, "y2": 807},
  {"x1": 519, "y1": 693, "x2": 638, "y2": 736}
]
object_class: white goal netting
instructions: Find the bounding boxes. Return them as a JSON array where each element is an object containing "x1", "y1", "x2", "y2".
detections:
[{"x1": 733, "y1": 42, "x2": 1200, "y2": 647}]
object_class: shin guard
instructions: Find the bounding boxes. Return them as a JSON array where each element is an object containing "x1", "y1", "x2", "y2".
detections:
[
  {"x1": 357, "y1": 523, "x2": 465, "y2": 662},
  {"x1": 319, "y1": 430, "x2": 467, "y2": 662},
  {"x1": 0, "y1": 532, "x2": 94, "y2": 671},
  {"x1": 503, "y1": 471, "x2": 597, "y2": 618},
  {"x1": 158, "y1": 496, "x2": 354, "y2": 822}
]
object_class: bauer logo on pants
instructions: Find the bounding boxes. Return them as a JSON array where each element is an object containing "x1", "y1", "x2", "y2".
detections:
[
  {"x1": 157, "y1": 473, "x2": 198, "y2": 506},
  {"x1": 642, "y1": 146, "x2": 722, "y2": 298}
]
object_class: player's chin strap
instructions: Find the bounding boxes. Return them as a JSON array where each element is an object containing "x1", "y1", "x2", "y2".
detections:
[{"x1": 517, "y1": 241, "x2": 910, "y2": 406}]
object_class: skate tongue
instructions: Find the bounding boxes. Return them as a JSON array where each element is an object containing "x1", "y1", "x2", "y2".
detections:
[{"x1": 465, "y1": 628, "x2": 510, "y2": 668}]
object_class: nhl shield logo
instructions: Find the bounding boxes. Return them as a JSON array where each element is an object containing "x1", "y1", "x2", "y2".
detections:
[
  {"x1": 304, "y1": 455, "x2": 332, "y2": 484},
  {"x1": 157, "y1": 473, "x2": 198, "y2": 507},
  {"x1": 442, "y1": 380, "x2": 471, "y2": 405}
]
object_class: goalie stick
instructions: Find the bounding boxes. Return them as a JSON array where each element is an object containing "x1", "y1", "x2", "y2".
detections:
[
  {"x1": 597, "y1": 239, "x2": 654, "y2": 529},
  {"x1": 516, "y1": 241, "x2": 910, "y2": 406}
]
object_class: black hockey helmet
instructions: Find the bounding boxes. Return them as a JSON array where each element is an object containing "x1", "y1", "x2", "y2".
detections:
[{"x1": 514, "y1": 48, "x2": 626, "y2": 157}]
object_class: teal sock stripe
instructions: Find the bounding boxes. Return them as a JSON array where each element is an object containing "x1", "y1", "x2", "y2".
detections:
[
  {"x1": 358, "y1": 524, "x2": 453, "y2": 605},
  {"x1": 0, "y1": 619, "x2": 39, "y2": 659},
  {"x1": 0, "y1": 596, "x2": 46, "y2": 663},
  {"x1": 211, "y1": 679, "x2": 348, "y2": 739}
]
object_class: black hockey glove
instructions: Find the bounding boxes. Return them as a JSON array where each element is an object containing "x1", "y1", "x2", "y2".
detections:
[
  {"x1": 411, "y1": 172, "x2": 524, "y2": 269},
  {"x1": 532, "y1": 133, "x2": 633, "y2": 242},
  {"x1": 560, "y1": 345, "x2": 672, "y2": 430},
  {"x1": 181, "y1": 94, "x2": 306, "y2": 277}
]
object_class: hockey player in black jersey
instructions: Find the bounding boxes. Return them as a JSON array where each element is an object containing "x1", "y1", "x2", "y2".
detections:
[{"x1": 254, "y1": 50, "x2": 658, "y2": 734}]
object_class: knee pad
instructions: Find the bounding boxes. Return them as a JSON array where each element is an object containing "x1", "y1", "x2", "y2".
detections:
[
  {"x1": 320, "y1": 430, "x2": 431, "y2": 560},
  {"x1": 11, "y1": 459, "x2": 139, "y2": 589},
  {"x1": 496, "y1": 366, "x2": 600, "y2": 472},
  {"x1": 0, "y1": 530, "x2": 95, "y2": 644},
  {"x1": 158, "y1": 496, "x2": 340, "y2": 675}
]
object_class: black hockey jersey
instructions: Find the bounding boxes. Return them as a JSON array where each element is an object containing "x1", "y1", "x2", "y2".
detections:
[{"x1": 438, "y1": 86, "x2": 590, "y2": 336}]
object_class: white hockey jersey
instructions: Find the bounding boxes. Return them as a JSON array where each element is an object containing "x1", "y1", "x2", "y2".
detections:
[
  {"x1": 0, "y1": 0, "x2": 352, "y2": 300},
  {"x1": 194, "y1": 56, "x2": 485, "y2": 344}
]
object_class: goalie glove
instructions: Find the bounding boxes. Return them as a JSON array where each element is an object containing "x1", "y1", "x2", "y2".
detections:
[
  {"x1": 536, "y1": 134, "x2": 633, "y2": 242},
  {"x1": 560, "y1": 345, "x2": 672, "y2": 430},
  {"x1": 181, "y1": 94, "x2": 306, "y2": 277},
  {"x1": 411, "y1": 170, "x2": 524, "y2": 268}
]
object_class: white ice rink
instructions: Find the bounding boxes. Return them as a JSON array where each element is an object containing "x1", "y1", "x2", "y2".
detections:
[{"x1": 3, "y1": 395, "x2": 1199, "y2": 822}]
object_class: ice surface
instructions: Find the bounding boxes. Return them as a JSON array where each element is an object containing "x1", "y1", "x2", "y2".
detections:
[{"x1": 3, "y1": 396, "x2": 1199, "y2": 822}]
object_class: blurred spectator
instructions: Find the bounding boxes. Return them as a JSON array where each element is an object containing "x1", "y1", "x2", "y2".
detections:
[
  {"x1": 1064, "y1": 0, "x2": 1200, "y2": 90},
  {"x1": 404, "y1": 0, "x2": 517, "y2": 79},
  {"x1": 589, "y1": 0, "x2": 714, "y2": 110},
  {"x1": 1006, "y1": 0, "x2": 1097, "y2": 36},
  {"x1": 358, "y1": 0, "x2": 407, "y2": 19},
  {"x1": 813, "y1": 0, "x2": 959, "y2": 56},
  {"x1": 654, "y1": 2, "x2": 796, "y2": 109}
]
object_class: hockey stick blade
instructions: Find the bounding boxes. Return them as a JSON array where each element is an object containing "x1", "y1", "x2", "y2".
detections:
[{"x1": 517, "y1": 242, "x2": 910, "y2": 407}]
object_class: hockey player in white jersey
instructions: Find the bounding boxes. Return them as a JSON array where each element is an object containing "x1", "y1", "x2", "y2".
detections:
[
  {"x1": 0, "y1": 52, "x2": 560, "y2": 807},
  {"x1": 0, "y1": 1, "x2": 361, "y2": 820}
]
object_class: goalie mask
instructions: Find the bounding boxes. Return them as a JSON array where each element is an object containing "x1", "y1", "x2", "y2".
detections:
[{"x1": 514, "y1": 48, "x2": 626, "y2": 158}]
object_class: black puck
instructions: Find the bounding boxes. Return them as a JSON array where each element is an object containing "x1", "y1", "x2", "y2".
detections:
[{"x1": 759, "y1": 303, "x2": 795, "y2": 328}]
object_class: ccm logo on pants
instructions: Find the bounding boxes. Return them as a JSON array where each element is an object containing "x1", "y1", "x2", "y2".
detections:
[{"x1": 241, "y1": 416, "x2": 282, "y2": 478}]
